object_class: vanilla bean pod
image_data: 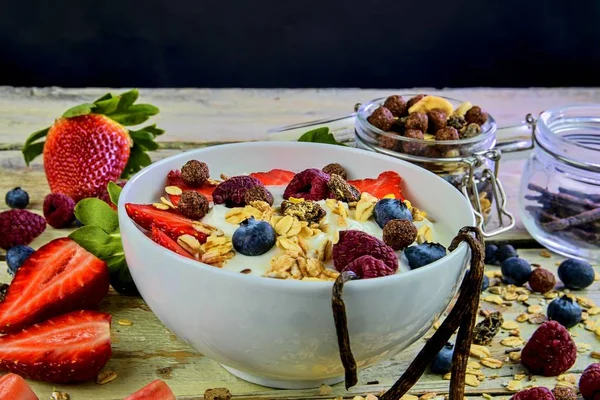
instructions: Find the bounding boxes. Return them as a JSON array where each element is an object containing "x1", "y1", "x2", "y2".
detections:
[
  {"x1": 378, "y1": 227, "x2": 484, "y2": 400},
  {"x1": 559, "y1": 187, "x2": 600, "y2": 203},
  {"x1": 542, "y1": 207, "x2": 600, "y2": 231},
  {"x1": 528, "y1": 183, "x2": 599, "y2": 209},
  {"x1": 525, "y1": 206, "x2": 600, "y2": 242},
  {"x1": 332, "y1": 270, "x2": 359, "y2": 389}
]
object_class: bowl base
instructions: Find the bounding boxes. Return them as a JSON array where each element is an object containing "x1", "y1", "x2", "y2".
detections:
[{"x1": 221, "y1": 365, "x2": 345, "y2": 389}]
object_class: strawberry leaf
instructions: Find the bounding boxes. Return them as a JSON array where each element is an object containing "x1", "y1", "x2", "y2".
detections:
[
  {"x1": 107, "y1": 182, "x2": 122, "y2": 206},
  {"x1": 22, "y1": 142, "x2": 45, "y2": 166},
  {"x1": 62, "y1": 103, "x2": 95, "y2": 118},
  {"x1": 126, "y1": 104, "x2": 159, "y2": 115},
  {"x1": 141, "y1": 124, "x2": 165, "y2": 137},
  {"x1": 93, "y1": 97, "x2": 120, "y2": 115},
  {"x1": 93, "y1": 93, "x2": 115, "y2": 103},
  {"x1": 110, "y1": 113, "x2": 151, "y2": 126},
  {"x1": 121, "y1": 143, "x2": 152, "y2": 178},
  {"x1": 116, "y1": 89, "x2": 139, "y2": 111},
  {"x1": 74, "y1": 198, "x2": 119, "y2": 233}
]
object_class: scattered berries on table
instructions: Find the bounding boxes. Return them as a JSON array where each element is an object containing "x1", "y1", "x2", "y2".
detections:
[
  {"x1": 0, "y1": 209, "x2": 46, "y2": 250},
  {"x1": 529, "y1": 267, "x2": 557, "y2": 293},
  {"x1": 333, "y1": 230, "x2": 398, "y2": 273},
  {"x1": 521, "y1": 320, "x2": 577, "y2": 376},
  {"x1": 382, "y1": 219, "x2": 417, "y2": 250},
  {"x1": 430, "y1": 342, "x2": 454, "y2": 374},
  {"x1": 501, "y1": 257, "x2": 532, "y2": 286},
  {"x1": 579, "y1": 363, "x2": 600, "y2": 400},
  {"x1": 43, "y1": 193, "x2": 76, "y2": 228},
  {"x1": 213, "y1": 175, "x2": 263, "y2": 207},
  {"x1": 496, "y1": 244, "x2": 518, "y2": 263},
  {"x1": 6, "y1": 245, "x2": 35, "y2": 276},
  {"x1": 4, "y1": 187, "x2": 29, "y2": 209},
  {"x1": 180, "y1": 160, "x2": 210, "y2": 187},
  {"x1": 484, "y1": 244, "x2": 498, "y2": 264},
  {"x1": 342, "y1": 255, "x2": 396, "y2": 279},
  {"x1": 404, "y1": 242, "x2": 447, "y2": 270},
  {"x1": 509, "y1": 387, "x2": 555, "y2": 400},
  {"x1": 322, "y1": 163, "x2": 347, "y2": 180},
  {"x1": 177, "y1": 191, "x2": 210, "y2": 220},
  {"x1": 232, "y1": 217, "x2": 276, "y2": 256},
  {"x1": 244, "y1": 185, "x2": 274, "y2": 206},
  {"x1": 552, "y1": 386, "x2": 577, "y2": 400},
  {"x1": 557, "y1": 259, "x2": 595, "y2": 290},
  {"x1": 481, "y1": 274, "x2": 490, "y2": 291},
  {"x1": 373, "y1": 198, "x2": 413, "y2": 228},
  {"x1": 547, "y1": 295, "x2": 582, "y2": 329},
  {"x1": 283, "y1": 169, "x2": 331, "y2": 201}
]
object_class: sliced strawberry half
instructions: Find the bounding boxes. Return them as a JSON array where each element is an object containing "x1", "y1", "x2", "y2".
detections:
[
  {"x1": 0, "y1": 310, "x2": 112, "y2": 383},
  {"x1": 250, "y1": 169, "x2": 295, "y2": 186},
  {"x1": 166, "y1": 170, "x2": 216, "y2": 206},
  {"x1": 124, "y1": 379, "x2": 176, "y2": 400},
  {"x1": 125, "y1": 204, "x2": 209, "y2": 243},
  {"x1": 151, "y1": 225, "x2": 195, "y2": 259},
  {"x1": 0, "y1": 238, "x2": 109, "y2": 334},
  {"x1": 349, "y1": 171, "x2": 405, "y2": 200},
  {"x1": 0, "y1": 373, "x2": 39, "y2": 400}
]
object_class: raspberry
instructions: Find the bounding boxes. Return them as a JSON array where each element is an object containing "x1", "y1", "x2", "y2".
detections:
[
  {"x1": 342, "y1": 255, "x2": 395, "y2": 279},
  {"x1": 509, "y1": 387, "x2": 555, "y2": 400},
  {"x1": 333, "y1": 230, "x2": 398, "y2": 274},
  {"x1": 552, "y1": 386, "x2": 577, "y2": 400},
  {"x1": 283, "y1": 169, "x2": 331, "y2": 201},
  {"x1": 580, "y1": 363, "x2": 600, "y2": 400},
  {"x1": 181, "y1": 160, "x2": 210, "y2": 187},
  {"x1": 212, "y1": 176, "x2": 263, "y2": 207},
  {"x1": 521, "y1": 320, "x2": 577, "y2": 377},
  {"x1": 43, "y1": 193, "x2": 76, "y2": 228},
  {"x1": 0, "y1": 209, "x2": 46, "y2": 249}
]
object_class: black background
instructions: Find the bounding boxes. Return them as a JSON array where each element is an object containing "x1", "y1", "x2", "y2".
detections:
[{"x1": 2, "y1": 0, "x2": 600, "y2": 88}]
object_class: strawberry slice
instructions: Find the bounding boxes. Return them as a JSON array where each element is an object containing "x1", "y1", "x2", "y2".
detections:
[
  {"x1": 0, "y1": 310, "x2": 112, "y2": 383},
  {"x1": 125, "y1": 204, "x2": 209, "y2": 243},
  {"x1": 349, "y1": 171, "x2": 405, "y2": 200},
  {"x1": 250, "y1": 169, "x2": 295, "y2": 186},
  {"x1": 0, "y1": 238, "x2": 109, "y2": 334},
  {"x1": 151, "y1": 225, "x2": 195, "y2": 259},
  {"x1": 166, "y1": 170, "x2": 216, "y2": 206},
  {"x1": 124, "y1": 379, "x2": 176, "y2": 400},
  {"x1": 0, "y1": 374, "x2": 38, "y2": 400}
]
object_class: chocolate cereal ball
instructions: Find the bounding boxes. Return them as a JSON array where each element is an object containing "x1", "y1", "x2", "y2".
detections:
[
  {"x1": 383, "y1": 219, "x2": 418, "y2": 250},
  {"x1": 427, "y1": 108, "x2": 447, "y2": 133},
  {"x1": 465, "y1": 106, "x2": 488, "y2": 126},
  {"x1": 435, "y1": 126, "x2": 459, "y2": 141},
  {"x1": 383, "y1": 95, "x2": 407, "y2": 117},
  {"x1": 407, "y1": 94, "x2": 426, "y2": 110},
  {"x1": 405, "y1": 112, "x2": 428, "y2": 132},
  {"x1": 181, "y1": 160, "x2": 210, "y2": 187},
  {"x1": 244, "y1": 185, "x2": 274, "y2": 206},
  {"x1": 402, "y1": 129, "x2": 425, "y2": 155},
  {"x1": 178, "y1": 191, "x2": 210, "y2": 220},
  {"x1": 379, "y1": 134, "x2": 400, "y2": 151},
  {"x1": 367, "y1": 106, "x2": 395, "y2": 131},
  {"x1": 322, "y1": 163, "x2": 348, "y2": 180}
]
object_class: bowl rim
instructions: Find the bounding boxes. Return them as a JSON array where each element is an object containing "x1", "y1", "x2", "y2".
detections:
[{"x1": 118, "y1": 141, "x2": 475, "y2": 291}]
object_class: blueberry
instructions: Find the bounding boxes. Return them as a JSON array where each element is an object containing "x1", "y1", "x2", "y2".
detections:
[
  {"x1": 373, "y1": 199, "x2": 413, "y2": 228},
  {"x1": 6, "y1": 245, "x2": 35, "y2": 276},
  {"x1": 5, "y1": 187, "x2": 29, "y2": 209},
  {"x1": 430, "y1": 342, "x2": 454, "y2": 374},
  {"x1": 481, "y1": 274, "x2": 490, "y2": 291},
  {"x1": 500, "y1": 257, "x2": 531, "y2": 286},
  {"x1": 547, "y1": 295, "x2": 582, "y2": 328},
  {"x1": 404, "y1": 242, "x2": 446, "y2": 269},
  {"x1": 484, "y1": 244, "x2": 498, "y2": 265},
  {"x1": 232, "y1": 217, "x2": 276, "y2": 256},
  {"x1": 496, "y1": 244, "x2": 518, "y2": 263},
  {"x1": 557, "y1": 259, "x2": 595, "y2": 290}
]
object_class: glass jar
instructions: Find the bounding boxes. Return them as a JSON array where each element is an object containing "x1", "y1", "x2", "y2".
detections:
[{"x1": 519, "y1": 105, "x2": 600, "y2": 262}]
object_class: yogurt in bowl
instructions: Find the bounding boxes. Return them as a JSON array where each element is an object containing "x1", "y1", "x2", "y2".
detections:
[{"x1": 118, "y1": 142, "x2": 475, "y2": 389}]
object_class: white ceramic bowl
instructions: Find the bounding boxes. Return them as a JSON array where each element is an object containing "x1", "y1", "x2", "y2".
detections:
[{"x1": 118, "y1": 142, "x2": 475, "y2": 389}]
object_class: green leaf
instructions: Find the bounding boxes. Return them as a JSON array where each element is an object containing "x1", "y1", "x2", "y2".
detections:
[
  {"x1": 105, "y1": 254, "x2": 127, "y2": 274},
  {"x1": 129, "y1": 129, "x2": 156, "y2": 142},
  {"x1": 74, "y1": 198, "x2": 119, "y2": 233},
  {"x1": 142, "y1": 124, "x2": 165, "y2": 137},
  {"x1": 107, "y1": 181, "x2": 122, "y2": 206},
  {"x1": 93, "y1": 97, "x2": 120, "y2": 115},
  {"x1": 134, "y1": 138, "x2": 159, "y2": 151},
  {"x1": 24, "y1": 127, "x2": 49, "y2": 147},
  {"x1": 22, "y1": 142, "x2": 45, "y2": 165},
  {"x1": 69, "y1": 225, "x2": 112, "y2": 258},
  {"x1": 110, "y1": 113, "x2": 151, "y2": 126},
  {"x1": 93, "y1": 92, "x2": 115, "y2": 103},
  {"x1": 62, "y1": 103, "x2": 95, "y2": 118},
  {"x1": 116, "y1": 89, "x2": 139, "y2": 111},
  {"x1": 126, "y1": 104, "x2": 159, "y2": 115},
  {"x1": 298, "y1": 127, "x2": 346, "y2": 146},
  {"x1": 121, "y1": 143, "x2": 152, "y2": 178}
]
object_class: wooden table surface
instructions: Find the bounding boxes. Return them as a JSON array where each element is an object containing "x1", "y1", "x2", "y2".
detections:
[{"x1": 0, "y1": 87, "x2": 599, "y2": 399}]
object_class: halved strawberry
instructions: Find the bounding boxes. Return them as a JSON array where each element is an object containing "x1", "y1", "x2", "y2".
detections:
[
  {"x1": 349, "y1": 171, "x2": 405, "y2": 200},
  {"x1": 0, "y1": 374, "x2": 38, "y2": 400},
  {"x1": 125, "y1": 204, "x2": 209, "y2": 243},
  {"x1": 0, "y1": 310, "x2": 112, "y2": 383},
  {"x1": 0, "y1": 238, "x2": 109, "y2": 334},
  {"x1": 124, "y1": 379, "x2": 176, "y2": 400},
  {"x1": 151, "y1": 225, "x2": 194, "y2": 259},
  {"x1": 250, "y1": 169, "x2": 295, "y2": 186},
  {"x1": 166, "y1": 170, "x2": 216, "y2": 206}
]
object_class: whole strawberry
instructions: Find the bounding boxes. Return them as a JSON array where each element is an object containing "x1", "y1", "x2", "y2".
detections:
[
  {"x1": 580, "y1": 363, "x2": 600, "y2": 400},
  {"x1": 510, "y1": 387, "x2": 555, "y2": 400},
  {"x1": 521, "y1": 320, "x2": 577, "y2": 376},
  {"x1": 0, "y1": 209, "x2": 46, "y2": 250},
  {"x1": 22, "y1": 89, "x2": 164, "y2": 202}
]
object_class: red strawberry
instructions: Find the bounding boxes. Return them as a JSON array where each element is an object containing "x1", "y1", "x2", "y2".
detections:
[
  {"x1": 151, "y1": 225, "x2": 194, "y2": 259},
  {"x1": 124, "y1": 379, "x2": 176, "y2": 400},
  {"x1": 0, "y1": 238, "x2": 109, "y2": 333},
  {"x1": 0, "y1": 310, "x2": 112, "y2": 383},
  {"x1": 250, "y1": 169, "x2": 295, "y2": 186},
  {"x1": 349, "y1": 171, "x2": 405, "y2": 200},
  {"x1": 0, "y1": 374, "x2": 38, "y2": 400},
  {"x1": 166, "y1": 170, "x2": 216, "y2": 205},
  {"x1": 125, "y1": 204, "x2": 209, "y2": 243},
  {"x1": 22, "y1": 89, "x2": 164, "y2": 202}
]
